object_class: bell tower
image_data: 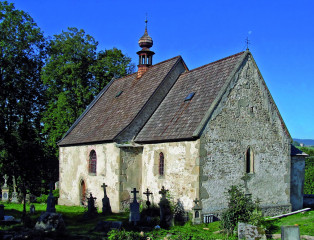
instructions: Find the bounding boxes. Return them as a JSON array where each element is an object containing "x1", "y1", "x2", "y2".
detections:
[{"x1": 137, "y1": 19, "x2": 155, "y2": 78}]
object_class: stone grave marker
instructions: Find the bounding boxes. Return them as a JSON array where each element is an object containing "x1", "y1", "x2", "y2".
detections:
[
  {"x1": 87, "y1": 193, "x2": 97, "y2": 214},
  {"x1": 192, "y1": 198, "x2": 202, "y2": 224},
  {"x1": 129, "y1": 187, "x2": 140, "y2": 224},
  {"x1": 281, "y1": 226, "x2": 300, "y2": 240},
  {"x1": 101, "y1": 183, "x2": 112, "y2": 215},
  {"x1": 238, "y1": 222, "x2": 266, "y2": 240},
  {"x1": 11, "y1": 176, "x2": 19, "y2": 203},
  {"x1": 46, "y1": 182, "x2": 56, "y2": 213},
  {"x1": 1, "y1": 174, "x2": 9, "y2": 202},
  {"x1": 30, "y1": 204, "x2": 35, "y2": 215},
  {"x1": 158, "y1": 186, "x2": 173, "y2": 228}
]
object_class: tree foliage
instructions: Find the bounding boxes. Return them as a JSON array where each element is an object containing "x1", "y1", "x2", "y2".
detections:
[
  {"x1": 298, "y1": 146, "x2": 314, "y2": 194},
  {"x1": 220, "y1": 185, "x2": 263, "y2": 234},
  {"x1": 41, "y1": 27, "x2": 134, "y2": 155},
  {"x1": 0, "y1": 1, "x2": 51, "y2": 190}
]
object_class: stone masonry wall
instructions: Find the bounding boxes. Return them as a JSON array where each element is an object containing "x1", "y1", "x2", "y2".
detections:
[
  {"x1": 141, "y1": 141, "x2": 200, "y2": 211},
  {"x1": 200, "y1": 55, "x2": 291, "y2": 216},
  {"x1": 58, "y1": 143, "x2": 121, "y2": 212},
  {"x1": 119, "y1": 147, "x2": 143, "y2": 210}
]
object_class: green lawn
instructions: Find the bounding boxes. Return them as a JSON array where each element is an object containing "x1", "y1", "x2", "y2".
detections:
[{"x1": 0, "y1": 202, "x2": 313, "y2": 239}]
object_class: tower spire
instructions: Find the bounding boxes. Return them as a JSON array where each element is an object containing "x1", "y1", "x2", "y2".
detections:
[{"x1": 137, "y1": 17, "x2": 155, "y2": 79}]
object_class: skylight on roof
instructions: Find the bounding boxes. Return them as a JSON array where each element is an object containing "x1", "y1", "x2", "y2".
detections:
[
  {"x1": 184, "y1": 92, "x2": 195, "y2": 101},
  {"x1": 115, "y1": 91, "x2": 123, "y2": 98}
]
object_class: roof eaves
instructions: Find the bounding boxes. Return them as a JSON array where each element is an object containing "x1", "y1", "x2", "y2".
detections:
[
  {"x1": 192, "y1": 50, "x2": 249, "y2": 137},
  {"x1": 57, "y1": 76, "x2": 117, "y2": 146}
]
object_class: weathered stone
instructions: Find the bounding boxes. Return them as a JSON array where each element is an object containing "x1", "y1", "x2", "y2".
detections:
[
  {"x1": 35, "y1": 212, "x2": 65, "y2": 232},
  {"x1": 238, "y1": 222, "x2": 266, "y2": 240},
  {"x1": 281, "y1": 226, "x2": 300, "y2": 240}
]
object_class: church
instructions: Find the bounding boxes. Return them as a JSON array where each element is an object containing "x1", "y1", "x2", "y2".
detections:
[{"x1": 58, "y1": 22, "x2": 306, "y2": 217}]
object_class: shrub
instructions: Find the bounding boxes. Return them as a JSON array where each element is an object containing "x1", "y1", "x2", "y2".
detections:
[
  {"x1": 107, "y1": 230, "x2": 147, "y2": 240},
  {"x1": 220, "y1": 185, "x2": 264, "y2": 234},
  {"x1": 36, "y1": 194, "x2": 48, "y2": 203}
]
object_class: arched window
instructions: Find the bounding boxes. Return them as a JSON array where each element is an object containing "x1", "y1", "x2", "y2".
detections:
[
  {"x1": 159, "y1": 152, "x2": 164, "y2": 176},
  {"x1": 89, "y1": 150, "x2": 97, "y2": 174},
  {"x1": 246, "y1": 147, "x2": 254, "y2": 173}
]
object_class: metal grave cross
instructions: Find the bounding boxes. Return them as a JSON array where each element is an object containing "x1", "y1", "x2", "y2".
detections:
[
  {"x1": 143, "y1": 188, "x2": 153, "y2": 202},
  {"x1": 159, "y1": 186, "x2": 168, "y2": 199},
  {"x1": 101, "y1": 183, "x2": 108, "y2": 197},
  {"x1": 48, "y1": 182, "x2": 54, "y2": 196},
  {"x1": 131, "y1": 188, "x2": 139, "y2": 202}
]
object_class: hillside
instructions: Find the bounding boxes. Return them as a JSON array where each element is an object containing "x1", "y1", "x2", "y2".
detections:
[{"x1": 293, "y1": 138, "x2": 314, "y2": 146}]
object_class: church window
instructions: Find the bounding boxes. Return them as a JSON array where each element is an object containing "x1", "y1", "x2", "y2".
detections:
[
  {"x1": 159, "y1": 152, "x2": 164, "y2": 176},
  {"x1": 245, "y1": 147, "x2": 254, "y2": 173},
  {"x1": 185, "y1": 92, "x2": 195, "y2": 101},
  {"x1": 89, "y1": 150, "x2": 97, "y2": 174}
]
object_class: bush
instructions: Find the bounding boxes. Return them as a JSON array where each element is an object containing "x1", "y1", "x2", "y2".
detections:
[
  {"x1": 220, "y1": 185, "x2": 264, "y2": 234},
  {"x1": 36, "y1": 194, "x2": 48, "y2": 203}
]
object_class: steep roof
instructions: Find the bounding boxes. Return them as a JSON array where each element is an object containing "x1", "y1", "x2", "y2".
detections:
[
  {"x1": 58, "y1": 56, "x2": 182, "y2": 146},
  {"x1": 135, "y1": 52, "x2": 246, "y2": 142}
]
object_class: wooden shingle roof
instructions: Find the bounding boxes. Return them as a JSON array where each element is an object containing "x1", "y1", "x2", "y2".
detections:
[
  {"x1": 58, "y1": 56, "x2": 182, "y2": 146},
  {"x1": 135, "y1": 51, "x2": 246, "y2": 142}
]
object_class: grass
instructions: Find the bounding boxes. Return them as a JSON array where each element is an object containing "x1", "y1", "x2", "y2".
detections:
[{"x1": 0, "y1": 202, "x2": 313, "y2": 239}]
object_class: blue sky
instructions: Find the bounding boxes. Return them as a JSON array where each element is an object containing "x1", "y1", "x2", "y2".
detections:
[{"x1": 9, "y1": 0, "x2": 314, "y2": 139}]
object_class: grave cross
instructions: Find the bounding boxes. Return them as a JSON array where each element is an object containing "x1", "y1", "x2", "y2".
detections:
[
  {"x1": 143, "y1": 188, "x2": 152, "y2": 202},
  {"x1": 159, "y1": 186, "x2": 168, "y2": 199},
  {"x1": 131, "y1": 188, "x2": 139, "y2": 202},
  {"x1": 101, "y1": 183, "x2": 108, "y2": 197}
]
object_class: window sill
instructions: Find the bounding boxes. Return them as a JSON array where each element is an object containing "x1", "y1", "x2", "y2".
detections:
[
  {"x1": 88, "y1": 173, "x2": 96, "y2": 176},
  {"x1": 158, "y1": 175, "x2": 165, "y2": 179}
]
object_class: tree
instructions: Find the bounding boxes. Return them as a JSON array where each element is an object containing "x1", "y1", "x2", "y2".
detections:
[
  {"x1": 0, "y1": 1, "x2": 49, "y2": 191},
  {"x1": 41, "y1": 27, "x2": 134, "y2": 155}
]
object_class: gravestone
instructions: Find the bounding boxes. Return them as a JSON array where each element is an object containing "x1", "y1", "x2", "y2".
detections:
[
  {"x1": 46, "y1": 182, "x2": 56, "y2": 213},
  {"x1": 158, "y1": 186, "x2": 173, "y2": 228},
  {"x1": 281, "y1": 226, "x2": 300, "y2": 240},
  {"x1": 35, "y1": 212, "x2": 65, "y2": 232},
  {"x1": 101, "y1": 183, "x2": 112, "y2": 215},
  {"x1": 11, "y1": 176, "x2": 19, "y2": 203},
  {"x1": 1, "y1": 174, "x2": 9, "y2": 202},
  {"x1": 143, "y1": 188, "x2": 153, "y2": 208},
  {"x1": 192, "y1": 198, "x2": 202, "y2": 224},
  {"x1": 129, "y1": 188, "x2": 140, "y2": 225},
  {"x1": 238, "y1": 222, "x2": 266, "y2": 240},
  {"x1": 87, "y1": 193, "x2": 97, "y2": 214},
  {"x1": 30, "y1": 204, "x2": 35, "y2": 215},
  {"x1": 94, "y1": 221, "x2": 122, "y2": 232},
  {"x1": 0, "y1": 204, "x2": 4, "y2": 220}
]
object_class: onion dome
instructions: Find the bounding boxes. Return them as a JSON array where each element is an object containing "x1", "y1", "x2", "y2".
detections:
[{"x1": 138, "y1": 20, "x2": 153, "y2": 48}]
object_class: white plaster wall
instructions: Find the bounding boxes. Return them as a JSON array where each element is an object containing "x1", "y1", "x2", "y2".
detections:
[
  {"x1": 141, "y1": 141, "x2": 200, "y2": 211},
  {"x1": 59, "y1": 143, "x2": 121, "y2": 212}
]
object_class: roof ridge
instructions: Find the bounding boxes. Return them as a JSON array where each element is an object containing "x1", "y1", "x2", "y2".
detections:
[
  {"x1": 151, "y1": 55, "x2": 181, "y2": 67},
  {"x1": 184, "y1": 51, "x2": 245, "y2": 74}
]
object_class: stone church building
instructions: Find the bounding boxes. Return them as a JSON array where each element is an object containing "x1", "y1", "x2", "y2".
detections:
[{"x1": 58, "y1": 24, "x2": 305, "y2": 216}]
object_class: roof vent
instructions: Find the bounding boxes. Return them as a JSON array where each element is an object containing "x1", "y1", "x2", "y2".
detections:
[{"x1": 184, "y1": 92, "x2": 195, "y2": 101}]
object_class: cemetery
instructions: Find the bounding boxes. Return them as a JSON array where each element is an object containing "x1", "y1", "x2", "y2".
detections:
[{"x1": 0, "y1": 176, "x2": 313, "y2": 239}]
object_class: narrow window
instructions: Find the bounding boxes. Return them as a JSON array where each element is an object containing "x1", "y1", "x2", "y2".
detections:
[
  {"x1": 159, "y1": 152, "x2": 164, "y2": 176},
  {"x1": 89, "y1": 150, "x2": 97, "y2": 174},
  {"x1": 246, "y1": 147, "x2": 254, "y2": 173}
]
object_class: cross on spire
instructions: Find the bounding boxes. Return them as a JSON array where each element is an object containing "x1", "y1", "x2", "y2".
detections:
[
  {"x1": 131, "y1": 188, "x2": 139, "y2": 202},
  {"x1": 245, "y1": 37, "x2": 250, "y2": 50},
  {"x1": 159, "y1": 186, "x2": 168, "y2": 199},
  {"x1": 101, "y1": 183, "x2": 108, "y2": 197}
]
